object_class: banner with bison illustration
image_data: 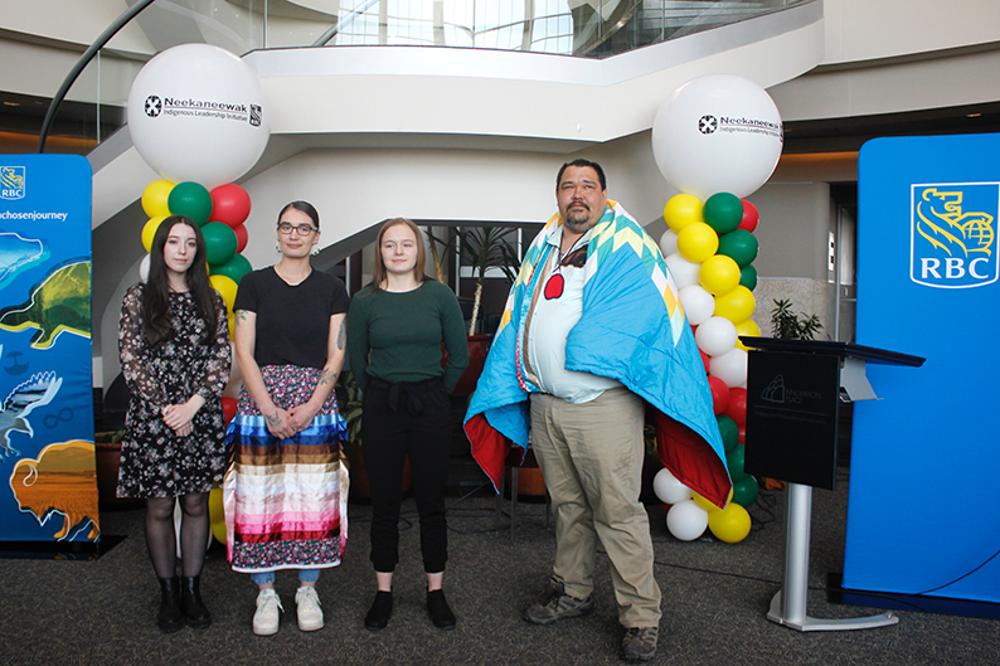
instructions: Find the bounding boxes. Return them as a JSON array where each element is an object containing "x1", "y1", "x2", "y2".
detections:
[{"x1": 0, "y1": 154, "x2": 98, "y2": 542}]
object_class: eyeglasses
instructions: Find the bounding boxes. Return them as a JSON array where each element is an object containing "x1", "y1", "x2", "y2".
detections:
[{"x1": 278, "y1": 222, "x2": 318, "y2": 235}]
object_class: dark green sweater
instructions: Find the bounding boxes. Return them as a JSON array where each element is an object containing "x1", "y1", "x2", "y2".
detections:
[{"x1": 346, "y1": 280, "x2": 470, "y2": 392}]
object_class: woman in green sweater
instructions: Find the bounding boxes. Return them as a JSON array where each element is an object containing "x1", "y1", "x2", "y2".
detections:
[{"x1": 347, "y1": 217, "x2": 469, "y2": 631}]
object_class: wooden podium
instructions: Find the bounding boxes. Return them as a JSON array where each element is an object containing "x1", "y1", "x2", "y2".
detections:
[{"x1": 741, "y1": 337, "x2": 924, "y2": 632}]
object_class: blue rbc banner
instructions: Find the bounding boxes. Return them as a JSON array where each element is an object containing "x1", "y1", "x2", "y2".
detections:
[
  {"x1": 846, "y1": 134, "x2": 1000, "y2": 604},
  {"x1": 0, "y1": 154, "x2": 99, "y2": 542}
]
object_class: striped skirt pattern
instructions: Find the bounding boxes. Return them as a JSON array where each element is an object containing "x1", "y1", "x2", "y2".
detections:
[{"x1": 223, "y1": 364, "x2": 349, "y2": 573}]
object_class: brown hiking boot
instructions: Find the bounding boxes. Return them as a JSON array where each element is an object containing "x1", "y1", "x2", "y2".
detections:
[
  {"x1": 620, "y1": 626, "x2": 658, "y2": 662},
  {"x1": 521, "y1": 587, "x2": 594, "y2": 625}
]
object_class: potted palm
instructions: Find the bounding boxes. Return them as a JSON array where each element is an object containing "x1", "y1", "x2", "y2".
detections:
[{"x1": 452, "y1": 226, "x2": 519, "y2": 396}]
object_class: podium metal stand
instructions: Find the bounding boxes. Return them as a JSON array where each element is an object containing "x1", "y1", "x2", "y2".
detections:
[{"x1": 741, "y1": 337, "x2": 924, "y2": 632}]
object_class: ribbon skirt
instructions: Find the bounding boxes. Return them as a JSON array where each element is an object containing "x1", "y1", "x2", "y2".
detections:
[{"x1": 223, "y1": 364, "x2": 349, "y2": 573}]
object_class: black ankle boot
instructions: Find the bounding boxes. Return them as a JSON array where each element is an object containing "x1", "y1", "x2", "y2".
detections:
[
  {"x1": 364, "y1": 591, "x2": 393, "y2": 631},
  {"x1": 427, "y1": 589, "x2": 456, "y2": 630},
  {"x1": 181, "y1": 576, "x2": 212, "y2": 629},
  {"x1": 157, "y1": 577, "x2": 184, "y2": 633}
]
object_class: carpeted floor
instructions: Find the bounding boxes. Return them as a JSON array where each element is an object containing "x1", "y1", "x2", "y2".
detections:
[{"x1": 2, "y1": 475, "x2": 997, "y2": 665}]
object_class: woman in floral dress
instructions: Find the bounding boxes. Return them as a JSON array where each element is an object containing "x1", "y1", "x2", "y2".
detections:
[
  {"x1": 118, "y1": 215, "x2": 231, "y2": 633},
  {"x1": 225, "y1": 200, "x2": 350, "y2": 636}
]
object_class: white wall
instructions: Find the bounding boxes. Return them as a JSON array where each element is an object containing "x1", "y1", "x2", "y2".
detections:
[{"x1": 823, "y1": 0, "x2": 1000, "y2": 64}]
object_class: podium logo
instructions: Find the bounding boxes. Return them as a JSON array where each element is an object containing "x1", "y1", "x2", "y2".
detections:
[
  {"x1": 0, "y1": 166, "x2": 25, "y2": 200},
  {"x1": 761, "y1": 375, "x2": 785, "y2": 403},
  {"x1": 911, "y1": 183, "x2": 999, "y2": 289}
]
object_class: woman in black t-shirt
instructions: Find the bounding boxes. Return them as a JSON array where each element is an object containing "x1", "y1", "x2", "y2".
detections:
[{"x1": 224, "y1": 201, "x2": 350, "y2": 637}]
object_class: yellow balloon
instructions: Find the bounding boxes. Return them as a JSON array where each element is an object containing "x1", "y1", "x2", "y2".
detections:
[
  {"x1": 699, "y1": 255, "x2": 741, "y2": 295},
  {"x1": 141, "y1": 179, "x2": 175, "y2": 218},
  {"x1": 141, "y1": 215, "x2": 166, "y2": 253},
  {"x1": 714, "y1": 285, "x2": 756, "y2": 324},
  {"x1": 692, "y1": 487, "x2": 734, "y2": 512},
  {"x1": 210, "y1": 274, "x2": 239, "y2": 312},
  {"x1": 662, "y1": 193, "x2": 704, "y2": 232},
  {"x1": 677, "y1": 223, "x2": 719, "y2": 263},
  {"x1": 227, "y1": 313, "x2": 236, "y2": 340},
  {"x1": 208, "y1": 487, "x2": 227, "y2": 545},
  {"x1": 734, "y1": 319, "x2": 762, "y2": 351},
  {"x1": 708, "y1": 502, "x2": 751, "y2": 544}
]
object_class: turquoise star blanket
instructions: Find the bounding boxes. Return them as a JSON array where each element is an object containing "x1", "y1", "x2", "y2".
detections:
[{"x1": 464, "y1": 201, "x2": 732, "y2": 507}]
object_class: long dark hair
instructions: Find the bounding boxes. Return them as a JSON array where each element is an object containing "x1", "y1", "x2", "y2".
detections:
[{"x1": 141, "y1": 215, "x2": 220, "y2": 345}]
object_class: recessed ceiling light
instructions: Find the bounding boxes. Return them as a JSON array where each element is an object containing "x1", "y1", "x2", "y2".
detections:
[
  {"x1": 2, "y1": 101, "x2": 21, "y2": 107},
  {"x1": 966, "y1": 112, "x2": 982, "y2": 118}
]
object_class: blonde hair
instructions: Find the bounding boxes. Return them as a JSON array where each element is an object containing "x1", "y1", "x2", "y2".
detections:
[{"x1": 372, "y1": 217, "x2": 427, "y2": 288}]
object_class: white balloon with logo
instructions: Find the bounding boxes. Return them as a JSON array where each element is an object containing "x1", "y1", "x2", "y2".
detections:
[
  {"x1": 652, "y1": 74, "x2": 783, "y2": 200},
  {"x1": 126, "y1": 44, "x2": 270, "y2": 189}
]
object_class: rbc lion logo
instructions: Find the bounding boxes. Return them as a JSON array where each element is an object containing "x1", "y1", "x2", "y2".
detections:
[
  {"x1": 911, "y1": 183, "x2": 999, "y2": 289},
  {"x1": 0, "y1": 165, "x2": 25, "y2": 200}
]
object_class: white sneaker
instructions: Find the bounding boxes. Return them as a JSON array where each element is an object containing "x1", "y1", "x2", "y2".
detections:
[
  {"x1": 252, "y1": 588, "x2": 283, "y2": 636},
  {"x1": 295, "y1": 585, "x2": 324, "y2": 632}
]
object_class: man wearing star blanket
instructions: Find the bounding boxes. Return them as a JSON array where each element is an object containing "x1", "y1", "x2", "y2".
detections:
[{"x1": 464, "y1": 159, "x2": 731, "y2": 662}]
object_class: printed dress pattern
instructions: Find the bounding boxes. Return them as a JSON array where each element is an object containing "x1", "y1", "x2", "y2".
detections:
[{"x1": 117, "y1": 285, "x2": 230, "y2": 498}]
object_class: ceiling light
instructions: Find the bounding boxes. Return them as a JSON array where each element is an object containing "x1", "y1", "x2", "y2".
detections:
[{"x1": 966, "y1": 112, "x2": 982, "y2": 118}]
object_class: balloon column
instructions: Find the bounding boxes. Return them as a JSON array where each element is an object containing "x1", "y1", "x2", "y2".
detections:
[
  {"x1": 650, "y1": 74, "x2": 783, "y2": 544},
  {"x1": 129, "y1": 43, "x2": 269, "y2": 548}
]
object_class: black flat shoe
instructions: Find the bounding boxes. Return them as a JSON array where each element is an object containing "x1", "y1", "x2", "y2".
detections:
[
  {"x1": 427, "y1": 589, "x2": 456, "y2": 630},
  {"x1": 364, "y1": 591, "x2": 393, "y2": 631},
  {"x1": 181, "y1": 575, "x2": 212, "y2": 629},
  {"x1": 157, "y1": 577, "x2": 184, "y2": 633}
]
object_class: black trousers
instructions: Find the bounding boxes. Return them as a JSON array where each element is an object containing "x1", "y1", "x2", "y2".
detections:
[{"x1": 362, "y1": 377, "x2": 452, "y2": 573}]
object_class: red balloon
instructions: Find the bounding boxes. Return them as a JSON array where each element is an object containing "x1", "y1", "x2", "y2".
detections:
[
  {"x1": 699, "y1": 349, "x2": 711, "y2": 374},
  {"x1": 210, "y1": 184, "x2": 252, "y2": 227},
  {"x1": 221, "y1": 396, "x2": 237, "y2": 425},
  {"x1": 738, "y1": 426, "x2": 746, "y2": 444},
  {"x1": 233, "y1": 223, "x2": 248, "y2": 253},
  {"x1": 725, "y1": 387, "x2": 747, "y2": 428},
  {"x1": 708, "y1": 375, "x2": 730, "y2": 415},
  {"x1": 739, "y1": 199, "x2": 759, "y2": 233}
]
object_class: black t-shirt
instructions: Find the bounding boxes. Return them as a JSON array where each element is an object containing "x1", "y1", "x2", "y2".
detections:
[{"x1": 234, "y1": 267, "x2": 349, "y2": 369}]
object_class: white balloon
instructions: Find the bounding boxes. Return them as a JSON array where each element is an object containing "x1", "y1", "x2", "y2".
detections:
[
  {"x1": 138, "y1": 254, "x2": 151, "y2": 283},
  {"x1": 659, "y1": 229, "x2": 679, "y2": 257},
  {"x1": 666, "y1": 500, "x2": 708, "y2": 541},
  {"x1": 653, "y1": 468, "x2": 691, "y2": 505},
  {"x1": 696, "y1": 316, "x2": 738, "y2": 356},
  {"x1": 665, "y1": 252, "x2": 700, "y2": 289},
  {"x1": 710, "y1": 347, "x2": 748, "y2": 388},
  {"x1": 679, "y1": 285, "x2": 714, "y2": 326},
  {"x1": 652, "y1": 74, "x2": 783, "y2": 199},
  {"x1": 127, "y1": 44, "x2": 270, "y2": 188}
]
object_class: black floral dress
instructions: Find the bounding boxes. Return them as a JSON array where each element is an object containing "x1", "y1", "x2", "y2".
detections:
[{"x1": 117, "y1": 284, "x2": 231, "y2": 498}]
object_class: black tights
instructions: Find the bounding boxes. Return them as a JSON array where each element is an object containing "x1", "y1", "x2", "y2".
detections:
[{"x1": 145, "y1": 493, "x2": 209, "y2": 579}]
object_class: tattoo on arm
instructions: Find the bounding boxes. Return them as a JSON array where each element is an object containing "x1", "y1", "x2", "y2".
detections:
[
  {"x1": 236, "y1": 310, "x2": 249, "y2": 324},
  {"x1": 336, "y1": 320, "x2": 346, "y2": 350},
  {"x1": 318, "y1": 369, "x2": 339, "y2": 386}
]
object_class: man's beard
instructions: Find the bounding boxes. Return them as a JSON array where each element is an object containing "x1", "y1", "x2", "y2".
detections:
[{"x1": 563, "y1": 209, "x2": 594, "y2": 232}]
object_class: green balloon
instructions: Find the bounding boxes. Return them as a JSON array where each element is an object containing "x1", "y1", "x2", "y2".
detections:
[
  {"x1": 703, "y1": 192, "x2": 743, "y2": 234},
  {"x1": 740, "y1": 264, "x2": 758, "y2": 291},
  {"x1": 717, "y1": 414, "x2": 738, "y2": 452},
  {"x1": 726, "y1": 443, "x2": 747, "y2": 482},
  {"x1": 210, "y1": 253, "x2": 252, "y2": 284},
  {"x1": 202, "y1": 222, "x2": 238, "y2": 266},
  {"x1": 718, "y1": 229, "x2": 759, "y2": 267},
  {"x1": 168, "y1": 181, "x2": 213, "y2": 226},
  {"x1": 732, "y1": 475, "x2": 759, "y2": 507}
]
